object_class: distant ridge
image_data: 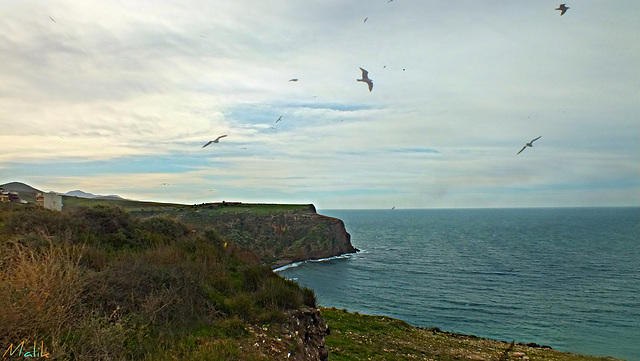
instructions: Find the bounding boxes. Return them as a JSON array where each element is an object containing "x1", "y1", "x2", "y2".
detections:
[
  {"x1": 0, "y1": 182, "x2": 42, "y2": 193},
  {"x1": 0, "y1": 182, "x2": 126, "y2": 200},
  {"x1": 65, "y1": 190, "x2": 125, "y2": 200}
]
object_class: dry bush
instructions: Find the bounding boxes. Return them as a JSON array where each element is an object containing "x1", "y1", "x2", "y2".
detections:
[
  {"x1": 62, "y1": 312, "x2": 135, "y2": 361},
  {"x1": 141, "y1": 245, "x2": 185, "y2": 266},
  {"x1": 84, "y1": 254, "x2": 216, "y2": 329},
  {"x1": 0, "y1": 239, "x2": 86, "y2": 347}
]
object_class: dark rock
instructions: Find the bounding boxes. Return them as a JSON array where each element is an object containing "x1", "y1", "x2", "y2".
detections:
[
  {"x1": 525, "y1": 342, "x2": 553, "y2": 349},
  {"x1": 318, "y1": 345, "x2": 328, "y2": 361},
  {"x1": 286, "y1": 308, "x2": 330, "y2": 361}
]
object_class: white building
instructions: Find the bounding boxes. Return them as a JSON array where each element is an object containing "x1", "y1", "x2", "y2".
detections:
[{"x1": 37, "y1": 192, "x2": 63, "y2": 211}]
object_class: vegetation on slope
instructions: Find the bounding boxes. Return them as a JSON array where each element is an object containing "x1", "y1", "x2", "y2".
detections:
[
  {"x1": 62, "y1": 196, "x2": 354, "y2": 268},
  {"x1": 0, "y1": 202, "x2": 316, "y2": 360},
  {"x1": 322, "y1": 307, "x2": 622, "y2": 361}
]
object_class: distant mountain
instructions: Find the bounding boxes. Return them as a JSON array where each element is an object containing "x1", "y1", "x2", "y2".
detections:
[
  {"x1": 0, "y1": 182, "x2": 42, "y2": 193},
  {"x1": 65, "y1": 190, "x2": 99, "y2": 198},
  {"x1": 65, "y1": 190, "x2": 125, "y2": 200}
]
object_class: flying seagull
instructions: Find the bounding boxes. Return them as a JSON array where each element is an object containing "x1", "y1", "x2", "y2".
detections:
[
  {"x1": 363, "y1": 17, "x2": 368, "y2": 23},
  {"x1": 289, "y1": 78, "x2": 298, "y2": 82},
  {"x1": 49, "y1": 16, "x2": 56, "y2": 23},
  {"x1": 202, "y1": 135, "x2": 228, "y2": 148},
  {"x1": 517, "y1": 136, "x2": 542, "y2": 155},
  {"x1": 275, "y1": 116, "x2": 282, "y2": 123},
  {"x1": 391, "y1": 206, "x2": 396, "y2": 210},
  {"x1": 555, "y1": 3, "x2": 569, "y2": 15},
  {"x1": 357, "y1": 67, "x2": 373, "y2": 92}
]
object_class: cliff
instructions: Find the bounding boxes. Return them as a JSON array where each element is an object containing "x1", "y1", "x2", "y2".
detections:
[{"x1": 188, "y1": 205, "x2": 357, "y2": 268}]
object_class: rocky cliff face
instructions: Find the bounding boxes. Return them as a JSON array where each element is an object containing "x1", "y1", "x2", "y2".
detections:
[
  {"x1": 202, "y1": 207, "x2": 357, "y2": 268},
  {"x1": 249, "y1": 308, "x2": 330, "y2": 361}
]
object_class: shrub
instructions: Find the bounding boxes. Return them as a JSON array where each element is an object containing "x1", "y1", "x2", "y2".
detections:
[
  {"x1": 302, "y1": 287, "x2": 317, "y2": 308},
  {"x1": 0, "y1": 240, "x2": 85, "y2": 347},
  {"x1": 256, "y1": 277, "x2": 303, "y2": 311},
  {"x1": 138, "y1": 217, "x2": 189, "y2": 241}
]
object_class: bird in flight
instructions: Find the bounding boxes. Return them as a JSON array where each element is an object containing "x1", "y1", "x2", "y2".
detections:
[
  {"x1": 363, "y1": 17, "x2": 368, "y2": 23},
  {"x1": 555, "y1": 3, "x2": 569, "y2": 15},
  {"x1": 391, "y1": 206, "x2": 396, "y2": 210},
  {"x1": 357, "y1": 67, "x2": 373, "y2": 92},
  {"x1": 202, "y1": 135, "x2": 227, "y2": 148},
  {"x1": 517, "y1": 136, "x2": 542, "y2": 155},
  {"x1": 289, "y1": 78, "x2": 298, "y2": 82},
  {"x1": 275, "y1": 116, "x2": 282, "y2": 123},
  {"x1": 49, "y1": 16, "x2": 56, "y2": 23}
]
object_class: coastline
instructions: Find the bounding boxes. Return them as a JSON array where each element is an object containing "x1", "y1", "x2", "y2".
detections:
[{"x1": 272, "y1": 252, "x2": 359, "y2": 272}]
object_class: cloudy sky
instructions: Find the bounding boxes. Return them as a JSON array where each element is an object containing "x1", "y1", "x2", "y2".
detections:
[{"x1": 1, "y1": 0, "x2": 638, "y2": 209}]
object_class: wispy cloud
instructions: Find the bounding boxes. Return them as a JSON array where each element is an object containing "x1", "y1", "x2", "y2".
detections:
[{"x1": 1, "y1": 0, "x2": 638, "y2": 208}]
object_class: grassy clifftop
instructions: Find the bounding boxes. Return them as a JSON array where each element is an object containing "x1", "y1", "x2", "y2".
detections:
[
  {"x1": 322, "y1": 308, "x2": 622, "y2": 361},
  {"x1": 0, "y1": 202, "x2": 322, "y2": 360}
]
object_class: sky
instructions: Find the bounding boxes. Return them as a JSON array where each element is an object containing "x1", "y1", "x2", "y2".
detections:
[{"x1": 1, "y1": 0, "x2": 639, "y2": 209}]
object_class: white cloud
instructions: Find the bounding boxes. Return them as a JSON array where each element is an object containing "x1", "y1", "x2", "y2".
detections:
[{"x1": 1, "y1": 0, "x2": 638, "y2": 208}]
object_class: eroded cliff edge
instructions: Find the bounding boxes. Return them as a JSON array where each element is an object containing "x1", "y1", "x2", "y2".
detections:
[{"x1": 189, "y1": 204, "x2": 358, "y2": 268}]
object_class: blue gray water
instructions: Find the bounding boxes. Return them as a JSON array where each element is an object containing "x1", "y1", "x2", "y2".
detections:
[{"x1": 277, "y1": 208, "x2": 640, "y2": 360}]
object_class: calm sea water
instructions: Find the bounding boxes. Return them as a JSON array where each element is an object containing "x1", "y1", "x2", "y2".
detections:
[{"x1": 277, "y1": 208, "x2": 640, "y2": 361}]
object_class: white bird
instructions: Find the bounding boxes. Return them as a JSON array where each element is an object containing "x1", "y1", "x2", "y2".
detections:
[
  {"x1": 555, "y1": 3, "x2": 569, "y2": 15},
  {"x1": 202, "y1": 135, "x2": 227, "y2": 148},
  {"x1": 517, "y1": 136, "x2": 542, "y2": 155},
  {"x1": 357, "y1": 67, "x2": 373, "y2": 92}
]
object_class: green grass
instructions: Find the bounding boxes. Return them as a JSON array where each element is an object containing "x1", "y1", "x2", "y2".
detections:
[
  {"x1": 321, "y1": 307, "x2": 622, "y2": 361},
  {"x1": 61, "y1": 195, "x2": 186, "y2": 211}
]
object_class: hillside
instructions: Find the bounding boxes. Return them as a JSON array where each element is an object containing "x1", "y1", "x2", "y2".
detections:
[
  {"x1": 0, "y1": 181, "x2": 44, "y2": 203},
  {"x1": 0, "y1": 181, "x2": 42, "y2": 193},
  {"x1": 0, "y1": 202, "x2": 328, "y2": 360}
]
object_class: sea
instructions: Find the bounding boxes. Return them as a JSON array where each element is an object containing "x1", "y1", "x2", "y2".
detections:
[{"x1": 276, "y1": 207, "x2": 640, "y2": 361}]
